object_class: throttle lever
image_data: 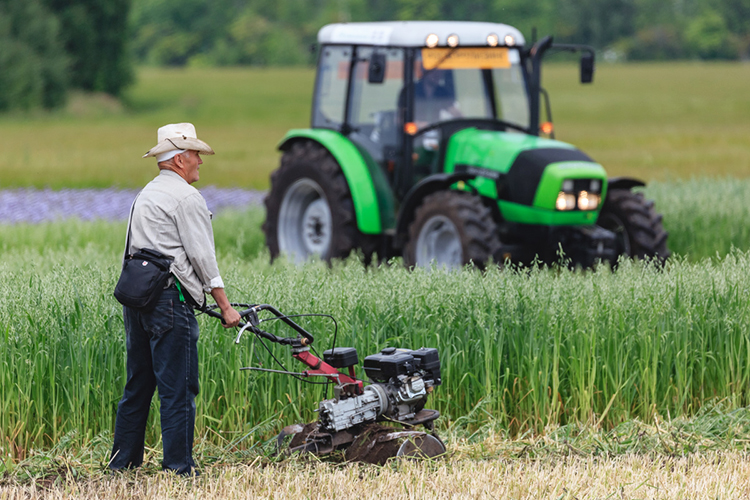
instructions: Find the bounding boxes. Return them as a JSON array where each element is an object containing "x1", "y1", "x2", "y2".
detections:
[{"x1": 234, "y1": 322, "x2": 253, "y2": 344}]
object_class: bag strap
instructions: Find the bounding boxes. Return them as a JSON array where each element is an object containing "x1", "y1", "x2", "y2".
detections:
[{"x1": 124, "y1": 191, "x2": 142, "y2": 259}]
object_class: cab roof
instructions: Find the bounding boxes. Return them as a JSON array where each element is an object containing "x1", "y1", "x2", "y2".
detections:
[{"x1": 318, "y1": 21, "x2": 525, "y2": 48}]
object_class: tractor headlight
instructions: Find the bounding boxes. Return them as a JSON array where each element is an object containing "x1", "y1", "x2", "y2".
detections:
[
  {"x1": 425, "y1": 33, "x2": 439, "y2": 48},
  {"x1": 487, "y1": 34, "x2": 499, "y2": 47},
  {"x1": 577, "y1": 190, "x2": 601, "y2": 211},
  {"x1": 556, "y1": 179, "x2": 602, "y2": 211},
  {"x1": 504, "y1": 34, "x2": 516, "y2": 46},
  {"x1": 556, "y1": 192, "x2": 577, "y2": 211},
  {"x1": 447, "y1": 34, "x2": 460, "y2": 47}
]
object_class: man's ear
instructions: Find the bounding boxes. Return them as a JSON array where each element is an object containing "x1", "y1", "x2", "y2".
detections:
[{"x1": 173, "y1": 152, "x2": 184, "y2": 168}]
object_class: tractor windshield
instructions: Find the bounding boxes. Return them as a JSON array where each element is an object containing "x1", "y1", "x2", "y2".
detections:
[
  {"x1": 414, "y1": 47, "x2": 529, "y2": 131},
  {"x1": 311, "y1": 44, "x2": 531, "y2": 181}
]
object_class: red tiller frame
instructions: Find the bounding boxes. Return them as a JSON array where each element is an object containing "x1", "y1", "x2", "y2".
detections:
[{"x1": 294, "y1": 350, "x2": 364, "y2": 395}]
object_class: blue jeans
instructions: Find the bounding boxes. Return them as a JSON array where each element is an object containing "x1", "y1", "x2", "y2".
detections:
[{"x1": 110, "y1": 287, "x2": 200, "y2": 474}]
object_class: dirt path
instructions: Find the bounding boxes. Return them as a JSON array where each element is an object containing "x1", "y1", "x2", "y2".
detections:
[{"x1": 0, "y1": 187, "x2": 264, "y2": 223}]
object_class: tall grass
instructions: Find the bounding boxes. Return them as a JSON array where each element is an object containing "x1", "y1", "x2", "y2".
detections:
[
  {"x1": 647, "y1": 177, "x2": 750, "y2": 258},
  {"x1": 4, "y1": 177, "x2": 750, "y2": 463},
  {"x1": 4, "y1": 241, "x2": 750, "y2": 462}
]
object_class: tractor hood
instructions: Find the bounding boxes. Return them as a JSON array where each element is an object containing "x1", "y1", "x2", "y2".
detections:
[{"x1": 443, "y1": 128, "x2": 606, "y2": 208}]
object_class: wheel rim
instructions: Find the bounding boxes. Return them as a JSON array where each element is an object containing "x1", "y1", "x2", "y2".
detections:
[
  {"x1": 396, "y1": 433, "x2": 446, "y2": 459},
  {"x1": 415, "y1": 215, "x2": 463, "y2": 269},
  {"x1": 598, "y1": 213, "x2": 632, "y2": 256},
  {"x1": 278, "y1": 178, "x2": 332, "y2": 262}
]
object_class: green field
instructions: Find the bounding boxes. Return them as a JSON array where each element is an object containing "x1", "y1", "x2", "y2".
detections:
[
  {"x1": 4, "y1": 63, "x2": 750, "y2": 482},
  {"x1": 1, "y1": 63, "x2": 750, "y2": 189},
  {"x1": 0, "y1": 67, "x2": 314, "y2": 190}
]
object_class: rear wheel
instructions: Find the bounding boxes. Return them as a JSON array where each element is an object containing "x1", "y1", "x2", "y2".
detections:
[
  {"x1": 597, "y1": 189, "x2": 670, "y2": 262},
  {"x1": 263, "y1": 141, "x2": 359, "y2": 263},
  {"x1": 404, "y1": 191, "x2": 501, "y2": 269}
]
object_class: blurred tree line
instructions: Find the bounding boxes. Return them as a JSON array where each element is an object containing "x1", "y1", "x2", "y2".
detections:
[
  {"x1": 0, "y1": 0, "x2": 131, "y2": 112},
  {"x1": 132, "y1": 0, "x2": 749, "y2": 66},
  {"x1": 0, "y1": 0, "x2": 747, "y2": 111}
]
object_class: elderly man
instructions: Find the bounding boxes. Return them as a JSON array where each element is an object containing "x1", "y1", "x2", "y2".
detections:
[{"x1": 110, "y1": 123, "x2": 241, "y2": 475}]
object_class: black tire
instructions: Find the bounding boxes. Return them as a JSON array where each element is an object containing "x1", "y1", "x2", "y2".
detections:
[
  {"x1": 263, "y1": 141, "x2": 361, "y2": 263},
  {"x1": 404, "y1": 191, "x2": 501, "y2": 269},
  {"x1": 597, "y1": 189, "x2": 670, "y2": 262}
]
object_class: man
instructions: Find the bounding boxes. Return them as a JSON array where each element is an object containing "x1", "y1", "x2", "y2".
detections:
[
  {"x1": 413, "y1": 67, "x2": 462, "y2": 126},
  {"x1": 409, "y1": 67, "x2": 462, "y2": 176},
  {"x1": 110, "y1": 123, "x2": 241, "y2": 475}
]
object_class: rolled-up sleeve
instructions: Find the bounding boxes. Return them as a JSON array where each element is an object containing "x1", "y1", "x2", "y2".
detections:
[{"x1": 174, "y1": 193, "x2": 224, "y2": 292}]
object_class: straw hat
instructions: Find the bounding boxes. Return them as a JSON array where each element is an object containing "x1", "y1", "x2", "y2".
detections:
[{"x1": 142, "y1": 123, "x2": 215, "y2": 160}]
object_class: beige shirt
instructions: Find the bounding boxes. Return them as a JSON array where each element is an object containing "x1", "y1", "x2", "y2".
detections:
[{"x1": 124, "y1": 169, "x2": 224, "y2": 307}]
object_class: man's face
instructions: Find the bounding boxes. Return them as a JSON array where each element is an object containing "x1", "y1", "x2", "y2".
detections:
[
  {"x1": 177, "y1": 150, "x2": 202, "y2": 184},
  {"x1": 424, "y1": 70, "x2": 440, "y2": 85}
]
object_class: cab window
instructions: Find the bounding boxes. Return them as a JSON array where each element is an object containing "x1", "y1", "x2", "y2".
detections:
[
  {"x1": 312, "y1": 46, "x2": 352, "y2": 129},
  {"x1": 346, "y1": 47, "x2": 404, "y2": 163}
]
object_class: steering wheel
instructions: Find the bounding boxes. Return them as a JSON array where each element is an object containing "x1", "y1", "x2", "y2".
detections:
[{"x1": 410, "y1": 117, "x2": 530, "y2": 140}]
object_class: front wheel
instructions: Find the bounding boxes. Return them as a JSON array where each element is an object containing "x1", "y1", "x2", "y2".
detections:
[
  {"x1": 263, "y1": 141, "x2": 359, "y2": 263},
  {"x1": 404, "y1": 191, "x2": 501, "y2": 269},
  {"x1": 597, "y1": 189, "x2": 670, "y2": 262}
]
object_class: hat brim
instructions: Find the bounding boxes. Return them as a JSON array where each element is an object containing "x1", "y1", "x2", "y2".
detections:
[{"x1": 143, "y1": 136, "x2": 215, "y2": 158}]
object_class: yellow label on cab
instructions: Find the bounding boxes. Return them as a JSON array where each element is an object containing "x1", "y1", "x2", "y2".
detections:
[{"x1": 421, "y1": 47, "x2": 512, "y2": 70}]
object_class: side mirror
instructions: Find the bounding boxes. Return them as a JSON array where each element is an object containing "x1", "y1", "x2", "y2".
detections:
[
  {"x1": 368, "y1": 53, "x2": 386, "y2": 84},
  {"x1": 580, "y1": 52, "x2": 595, "y2": 84}
]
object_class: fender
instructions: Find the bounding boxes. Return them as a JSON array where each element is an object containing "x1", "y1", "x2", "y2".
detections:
[
  {"x1": 607, "y1": 176, "x2": 646, "y2": 192},
  {"x1": 278, "y1": 129, "x2": 395, "y2": 234},
  {"x1": 394, "y1": 172, "x2": 477, "y2": 247}
]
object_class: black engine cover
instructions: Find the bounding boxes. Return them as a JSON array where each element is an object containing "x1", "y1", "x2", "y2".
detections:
[
  {"x1": 364, "y1": 347, "x2": 441, "y2": 384},
  {"x1": 364, "y1": 351, "x2": 415, "y2": 382},
  {"x1": 323, "y1": 347, "x2": 359, "y2": 368},
  {"x1": 410, "y1": 347, "x2": 441, "y2": 385}
]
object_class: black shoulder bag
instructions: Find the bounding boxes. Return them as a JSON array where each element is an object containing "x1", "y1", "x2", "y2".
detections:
[{"x1": 114, "y1": 194, "x2": 174, "y2": 311}]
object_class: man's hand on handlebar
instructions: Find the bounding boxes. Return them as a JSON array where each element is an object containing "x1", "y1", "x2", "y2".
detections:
[
  {"x1": 210, "y1": 287, "x2": 241, "y2": 328},
  {"x1": 220, "y1": 306, "x2": 241, "y2": 328}
]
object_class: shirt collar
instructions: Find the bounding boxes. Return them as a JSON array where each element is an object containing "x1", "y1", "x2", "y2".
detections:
[{"x1": 159, "y1": 168, "x2": 189, "y2": 184}]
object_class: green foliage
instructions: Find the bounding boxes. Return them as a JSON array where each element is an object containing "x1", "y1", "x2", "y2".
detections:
[
  {"x1": 615, "y1": 25, "x2": 686, "y2": 61},
  {"x1": 684, "y1": 9, "x2": 738, "y2": 59},
  {"x1": 0, "y1": 0, "x2": 68, "y2": 111},
  {"x1": 486, "y1": 0, "x2": 556, "y2": 39},
  {"x1": 44, "y1": 0, "x2": 135, "y2": 96},
  {"x1": 556, "y1": 0, "x2": 636, "y2": 48},
  {"x1": 130, "y1": 0, "x2": 315, "y2": 67},
  {"x1": 0, "y1": 0, "x2": 133, "y2": 112},
  {"x1": 614, "y1": 1, "x2": 748, "y2": 60},
  {"x1": 128, "y1": 0, "x2": 750, "y2": 65}
]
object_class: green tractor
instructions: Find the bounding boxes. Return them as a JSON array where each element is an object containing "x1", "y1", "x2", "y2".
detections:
[{"x1": 263, "y1": 21, "x2": 670, "y2": 268}]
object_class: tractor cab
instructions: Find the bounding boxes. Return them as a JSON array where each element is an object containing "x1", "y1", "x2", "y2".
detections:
[{"x1": 312, "y1": 22, "x2": 534, "y2": 197}]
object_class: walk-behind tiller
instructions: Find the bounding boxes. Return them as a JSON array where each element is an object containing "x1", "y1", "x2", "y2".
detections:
[{"x1": 203, "y1": 303, "x2": 446, "y2": 464}]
